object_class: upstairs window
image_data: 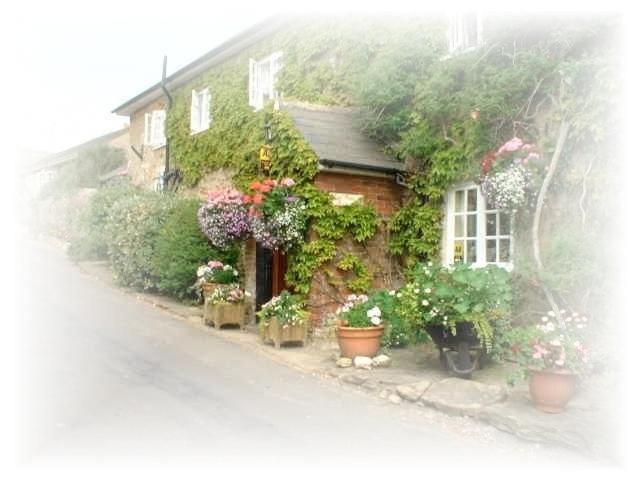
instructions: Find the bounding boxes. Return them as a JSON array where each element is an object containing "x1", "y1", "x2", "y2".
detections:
[
  {"x1": 448, "y1": 13, "x2": 482, "y2": 53},
  {"x1": 190, "y1": 88, "x2": 211, "y2": 134},
  {"x1": 144, "y1": 110, "x2": 166, "y2": 148},
  {"x1": 249, "y1": 51, "x2": 283, "y2": 110},
  {"x1": 444, "y1": 183, "x2": 513, "y2": 269}
]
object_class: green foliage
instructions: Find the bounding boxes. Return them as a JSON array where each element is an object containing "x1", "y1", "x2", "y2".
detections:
[
  {"x1": 152, "y1": 199, "x2": 238, "y2": 298},
  {"x1": 397, "y1": 262, "x2": 513, "y2": 351},
  {"x1": 337, "y1": 253, "x2": 372, "y2": 293},
  {"x1": 285, "y1": 240, "x2": 336, "y2": 295},
  {"x1": 69, "y1": 183, "x2": 138, "y2": 261},
  {"x1": 257, "y1": 291, "x2": 309, "y2": 327},
  {"x1": 104, "y1": 191, "x2": 178, "y2": 290},
  {"x1": 366, "y1": 290, "x2": 411, "y2": 348},
  {"x1": 40, "y1": 145, "x2": 126, "y2": 198}
]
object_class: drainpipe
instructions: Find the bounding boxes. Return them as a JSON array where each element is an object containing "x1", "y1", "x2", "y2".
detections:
[{"x1": 161, "y1": 55, "x2": 173, "y2": 190}]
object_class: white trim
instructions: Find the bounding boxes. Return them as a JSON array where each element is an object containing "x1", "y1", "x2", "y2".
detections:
[
  {"x1": 447, "y1": 13, "x2": 483, "y2": 54},
  {"x1": 144, "y1": 110, "x2": 166, "y2": 148},
  {"x1": 190, "y1": 87, "x2": 211, "y2": 134},
  {"x1": 444, "y1": 182, "x2": 513, "y2": 270},
  {"x1": 248, "y1": 51, "x2": 283, "y2": 110}
]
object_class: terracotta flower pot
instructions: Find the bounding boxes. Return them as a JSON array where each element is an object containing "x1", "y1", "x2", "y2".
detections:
[
  {"x1": 201, "y1": 282, "x2": 224, "y2": 298},
  {"x1": 528, "y1": 368, "x2": 578, "y2": 413},
  {"x1": 335, "y1": 323, "x2": 384, "y2": 358}
]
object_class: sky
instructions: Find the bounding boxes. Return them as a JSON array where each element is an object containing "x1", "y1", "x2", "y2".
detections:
[{"x1": 6, "y1": 0, "x2": 636, "y2": 157}]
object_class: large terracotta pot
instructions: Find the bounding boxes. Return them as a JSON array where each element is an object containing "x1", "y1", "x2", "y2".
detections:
[
  {"x1": 528, "y1": 368, "x2": 578, "y2": 413},
  {"x1": 335, "y1": 323, "x2": 384, "y2": 358}
]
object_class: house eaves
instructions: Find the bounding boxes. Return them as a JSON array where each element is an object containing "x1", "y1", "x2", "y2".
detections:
[{"x1": 112, "y1": 16, "x2": 291, "y2": 116}]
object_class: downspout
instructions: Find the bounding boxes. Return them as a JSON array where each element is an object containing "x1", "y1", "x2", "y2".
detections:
[{"x1": 161, "y1": 55, "x2": 173, "y2": 190}]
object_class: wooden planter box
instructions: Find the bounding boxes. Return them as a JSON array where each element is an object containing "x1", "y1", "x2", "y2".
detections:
[
  {"x1": 260, "y1": 317, "x2": 308, "y2": 348},
  {"x1": 203, "y1": 302, "x2": 246, "y2": 329}
]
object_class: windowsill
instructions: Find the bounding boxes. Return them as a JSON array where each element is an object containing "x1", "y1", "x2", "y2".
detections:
[
  {"x1": 190, "y1": 127, "x2": 209, "y2": 136},
  {"x1": 151, "y1": 143, "x2": 166, "y2": 151}
]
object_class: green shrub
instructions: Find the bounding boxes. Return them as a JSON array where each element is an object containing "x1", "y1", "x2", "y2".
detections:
[
  {"x1": 152, "y1": 199, "x2": 238, "y2": 298},
  {"x1": 104, "y1": 190, "x2": 177, "y2": 290},
  {"x1": 68, "y1": 183, "x2": 138, "y2": 261}
]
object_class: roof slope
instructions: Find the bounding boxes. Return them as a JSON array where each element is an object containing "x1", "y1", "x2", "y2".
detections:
[{"x1": 282, "y1": 102, "x2": 403, "y2": 173}]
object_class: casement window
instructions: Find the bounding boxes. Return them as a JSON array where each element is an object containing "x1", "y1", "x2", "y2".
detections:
[
  {"x1": 190, "y1": 87, "x2": 211, "y2": 134},
  {"x1": 444, "y1": 183, "x2": 513, "y2": 269},
  {"x1": 448, "y1": 13, "x2": 483, "y2": 53},
  {"x1": 248, "y1": 51, "x2": 283, "y2": 110},
  {"x1": 144, "y1": 110, "x2": 166, "y2": 147}
]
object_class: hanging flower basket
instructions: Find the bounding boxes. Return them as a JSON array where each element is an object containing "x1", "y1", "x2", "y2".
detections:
[{"x1": 198, "y1": 188, "x2": 252, "y2": 249}]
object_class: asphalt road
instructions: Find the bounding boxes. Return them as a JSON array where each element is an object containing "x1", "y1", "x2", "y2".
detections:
[{"x1": 13, "y1": 240, "x2": 601, "y2": 472}]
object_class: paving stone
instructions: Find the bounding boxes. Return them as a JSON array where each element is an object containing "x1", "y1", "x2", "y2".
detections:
[
  {"x1": 420, "y1": 377, "x2": 507, "y2": 415},
  {"x1": 340, "y1": 374, "x2": 367, "y2": 386},
  {"x1": 336, "y1": 357, "x2": 353, "y2": 368},
  {"x1": 372, "y1": 354, "x2": 392, "y2": 368},
  {"x1": 388, "y1": 393, "x2": 402, "y2": 405},
  {"x1": 354, "y1": 356, "x2": 373, "y2": 370},
  {"x1": 395, "y1": 380, "x2": 433, "y2": 402}
]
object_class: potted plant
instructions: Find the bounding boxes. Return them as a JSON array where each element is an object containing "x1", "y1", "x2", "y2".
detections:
[
  {"x1": 195, "y1": 260, "x2": 239, "y2": 299},
  {"x1": 257, "y1": 291, "x2": 309, "y2": 348},
  {"x1": 500, "y1": 310, "x2": 590, "y2": 413},
  {"x1": 204, "y1": 285, "x2": 250, "y2": 329},
  {"x1": 245, "y1": 178, "x2": 307, "y2": 252},
  {"x1": 395, "y1": 262, "x2": 512, "y2": 378},
  {"x1": 334, "y1": 294, "x2": 385, "y2": 358}
]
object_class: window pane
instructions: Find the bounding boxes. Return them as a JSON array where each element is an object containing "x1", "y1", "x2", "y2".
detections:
[
  {"x1": 455, "y1": 190, "x2": 464, "y2": 212},
  {"x1": 499, "y1": 239, "x2": 510, "y2": 262},
  {"x1": 486, "y1": 213, "x2": 497, "y2": 236},
  {"x1": 486, "y1": 239, "x2": 497, "y2": 263},
  {"x1": 466, "y1": 240, "x2": 477, "y2": 263},
  {"x1": 499, "y1": 212, "x2": 511, "y2": 235},
  {"x1": 467, "y1": 214, "x2": 477, "y2": 237},
  {"x1": 454, "y1": 215, "x2": 464, "y2": 237},
  {"x1": 454, "y1": 240, "x2": 464, "y2": 262},
  {"x1": 467, "y1": 189, "x2": 477, "y2": 212}
]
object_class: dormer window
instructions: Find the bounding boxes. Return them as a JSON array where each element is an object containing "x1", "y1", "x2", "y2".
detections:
[
  {"x1": 190, "y1": 87, "x2": 211, "y2": 134},
  {"x1": 248, "y1": 51, "x2": 283, "y2": 110},
  {"x1": 448, "y1": 13, "x2": 483, "y2": 53}
]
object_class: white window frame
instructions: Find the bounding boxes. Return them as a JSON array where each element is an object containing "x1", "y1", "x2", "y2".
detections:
[
  {"x1": 447, "y1": 13, "x2": 483, "y2": 53},
  {"x1": 144, "y1": 110, "x2": 166, "y2": 148},
  {"x1": 153, "y1": 167, "x2": 165, "y2": 192},
  {"x1": 443, "y1": 182, "x2": 513, "y2": 270},
  {"x1": 248, "y1": 51, "x2": 283, "y2": 110},
  {"x1": 190, "y1": 87, "x2": 211, "y2": 134}
]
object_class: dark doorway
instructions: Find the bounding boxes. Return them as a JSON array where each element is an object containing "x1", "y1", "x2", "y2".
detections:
[{"x1": 255, "y1": 245, "x2": 288, "y2": 317}]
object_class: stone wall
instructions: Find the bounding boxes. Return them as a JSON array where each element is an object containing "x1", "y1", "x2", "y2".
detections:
[{"x1": 127, "y1": 99, "x2": 168, "y2": 189}]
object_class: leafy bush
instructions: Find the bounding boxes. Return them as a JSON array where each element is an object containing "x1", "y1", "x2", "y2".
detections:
[
  {"x1": 396, "y1": 262, "x2": 513, "y2": 351},
  {"x1": 104, "y1": 191, "x2": 178, "y2": 290},
  {"x1": 153, "y1": 200, "x2": 238, "y2": 298},
  {"x1": 68, "y1": 183, "x2": 138, "y2": 261}
]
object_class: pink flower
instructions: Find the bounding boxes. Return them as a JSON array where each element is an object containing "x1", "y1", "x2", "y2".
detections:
[
  {"x1": 497, "y1": 137, "x2": 524, "y2": 155},
  {"x1": 208, "y1": 260, "x2": 224, "y2": 269},
  {"x1": 281, "y1": 177, "x2": 296, "y2": 187}
]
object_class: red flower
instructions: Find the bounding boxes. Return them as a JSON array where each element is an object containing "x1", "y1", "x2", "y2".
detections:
[
  {"x1": 242, "y1": 195, "x2": 253, "y2": 204},
  {"x1": 252, "y1": 193, "x2": 264, "y2": 204},
  {"x1": 249, "y1": 181, "x2": 262, "y2": 191},
  {"x1": 258, "y1": 184, "x2": 272, "y2": 193},
  {"x1": 481, "y1": 151, "x2": 497, "y2": 174},
  {"x1": 264, "y1": 178, "x2": 277, "y2": 187}
]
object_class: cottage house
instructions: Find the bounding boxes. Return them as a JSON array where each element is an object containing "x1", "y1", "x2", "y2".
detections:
[{"x1": 112, "y1": 13, "x2": 613, "y2": 325}]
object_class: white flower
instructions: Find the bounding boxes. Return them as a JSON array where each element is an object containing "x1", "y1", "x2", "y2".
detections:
[
  {"x1": 389, "y1": 290, "x2": 396, "y2": 296},
  {"x1": 347, "y1": 294, "x2": 357, "y2": 302},
  {"x1": 547, "y1": 311, "x2": 555, "y2": 317},
  {"x1": 424, "y1": 288, "x2": 432, "y2": 294},
  {"x1": 370, "y1": 316, "x2": 382, "y2": 326},
  {"x1": 428, "y1": 262, "x2": 433, "y2": 267},
  {"x1": 367, "y1": 306, "x2": 382, "y2": 318},
  {"x1": 397, "y1": 293, "x2": 402, "y2": 298},
  {"x1": 421, "y1": 300, "x2": 429, "y2": 306},
  {"x1": 541, "y1": 316, "x2": 549, "y2": 322},
  {"x1": 414, "y1": 288, "x2": 420, "y2": 294}
]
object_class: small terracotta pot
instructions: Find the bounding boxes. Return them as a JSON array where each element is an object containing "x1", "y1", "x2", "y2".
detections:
[
  {"x1": 335, "y1": 323, "x2": 384, "y2": 358},
  {"x1": 528, "y1": 368, "x2": 578, "y2": 413}
]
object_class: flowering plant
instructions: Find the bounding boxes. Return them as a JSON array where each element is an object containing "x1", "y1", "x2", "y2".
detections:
[
  {"x1": 245, "y1": 178, "x2": 307, "y2": 251},
  {"x1": 336, "y1": 294, "x2": 385, "y2": 328},
  {"x1": 501, "y1": 310, "x2": 591, "y2": 377},
  {"x1": 198, "y1": 188, "x2": 252, "y2": 248},
  {"x1": 206, "y1": 285, "x2": 250, "y2": 305},
  {"x1": 257, "y1": 291, "x2": 309, "y2": 327},
  {"x1": 196, "y1": 260, "x2": 239, "y2": 286},
  {"x1": 480, "y1": 137, "x2": 540, "y2": 212},
  {"x1": 394, "y1": 262, "x2": 512, "y2": 351}
]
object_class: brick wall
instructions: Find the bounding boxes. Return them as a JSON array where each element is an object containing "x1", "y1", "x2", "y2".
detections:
[{"x1": 313, "y1": 170, "x2": 402, "y2": 217}]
